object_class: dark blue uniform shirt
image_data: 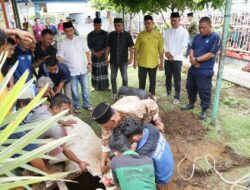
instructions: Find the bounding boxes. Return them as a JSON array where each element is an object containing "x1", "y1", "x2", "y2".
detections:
[
  {"x1": 191, "y1": 32, "x2": 221, "y2": 71},
  {"x1": 8, "y1": 45, "x2": 34, "y2": 83},
  {"x1": 38, "y1": 63, "x2": 71, "y2": 86}
]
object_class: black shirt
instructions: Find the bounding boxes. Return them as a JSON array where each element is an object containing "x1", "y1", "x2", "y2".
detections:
[
  {"x1": 34, "y1": 41, "x2": 57, "y2": 61},
  {"x1": 87, "y1": 30, "x2": 108, "y2": 62},
  {"x1": 108, "y1": 31, "x2": 134, "y2": 65},
  {"x1": 1, "y1": 58, "x2": 11, "y2": 77}
]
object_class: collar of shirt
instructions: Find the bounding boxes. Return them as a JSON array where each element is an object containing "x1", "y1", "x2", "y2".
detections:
[{"x1": 122, "y1": 150, "x2": 139, "y2": 156}]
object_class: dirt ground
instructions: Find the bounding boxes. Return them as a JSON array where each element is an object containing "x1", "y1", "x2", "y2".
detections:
[{"x1": 161, "y1": 109, "x2": 250, "y2": 190}]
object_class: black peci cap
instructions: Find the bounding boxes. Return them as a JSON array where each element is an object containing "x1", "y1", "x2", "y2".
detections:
[
  {"x1": 114, "y1": 18, "x2": 123, "y2": 23},
  {"x1": 144, "y1": 15, "x2": 153, "y2": 21},
  {"x1": 171, "y1": 12, "x2": 180, "y2": 18},
  {"x1": 187, "y1": 12, "x2": 194, "y2": 17},
  {"x1": 92, "y1": 102, "x2": 115, "y2": 124},
  {"x1": 94, "y1": 18, "x2": 102, "y2": 24},
  {"x1": 63, "y1": 22, "x2": 73, "y2": 29}
]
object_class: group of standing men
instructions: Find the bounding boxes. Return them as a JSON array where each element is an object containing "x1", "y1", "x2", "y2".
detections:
[
  {"x1": 89, "y1": 12, "x2": 220, "y2": 119},
  {"x1": 3, "y1": 11, "x2": 220, "y2": 119}
]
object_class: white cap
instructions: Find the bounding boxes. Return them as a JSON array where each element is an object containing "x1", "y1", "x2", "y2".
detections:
[
  {"x1": 18, "y1": 88, "x2": 35, "y2": 99},
  {"x1": 36, "y1": 77, "x2": 54, "y2": 88}
]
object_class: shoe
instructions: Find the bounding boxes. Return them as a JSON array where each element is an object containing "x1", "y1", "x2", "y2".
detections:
[
  {"x1": 111, "y1": 94, "x2": 117, "y2": 100},
  {"x1": 173, "y1": 98, "x2": 180, "y2": 105},
  {"x1": 199, "y1": 110, "x2": 207, "y2": 120},
  {"x1": 91, "y1": 88, "x2": 96, "y2": 92},
  {"x1": 83, "y1": 106, "x2": 93, "y2": 111},
  {"x1": 181, "y1": 104, "x2": 194, "y2": 110},
  {"x1": 74, "y1": 108, "x2": 81, "y2": 114},
  {"x1": 162, "y1": 92, "x2": 171, "y2": 98}
]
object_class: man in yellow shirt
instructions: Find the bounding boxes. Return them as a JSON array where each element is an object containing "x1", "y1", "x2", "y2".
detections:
[{"x1": 134, "y1": 15, "x2": 164, "y2": 100}]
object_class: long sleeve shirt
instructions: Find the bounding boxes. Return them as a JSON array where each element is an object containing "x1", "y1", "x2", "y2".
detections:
[
  {"x1": 163, "y1": 26, "x2": 189, "y2": 61},
  {"x1": 57, "y1": 35, "x2": 90, "y2": 76},
  {"x1": 87, "y1": 30, "x2": 108, "y2": 62}
]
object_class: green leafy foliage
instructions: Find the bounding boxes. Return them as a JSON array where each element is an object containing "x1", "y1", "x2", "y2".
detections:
[
  {"x1": 91, "y1": 0, "x2": 225, "y2": 14},
  {"x1": 0, "y1": 52, "x2": 74, "y2": 190}
]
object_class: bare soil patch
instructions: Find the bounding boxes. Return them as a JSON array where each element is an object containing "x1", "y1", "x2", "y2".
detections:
[{"x1": 161, "y1": 109, "x2": 250, "y2": 190}]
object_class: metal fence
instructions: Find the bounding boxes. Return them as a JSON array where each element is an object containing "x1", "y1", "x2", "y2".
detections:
[{"x1": 124, "y1": 0, "x2": 250, "y2": 56}]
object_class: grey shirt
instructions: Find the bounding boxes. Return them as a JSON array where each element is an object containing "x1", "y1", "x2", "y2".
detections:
[{"x1": 29, "y1": 106, "x2": 65, "y2": 139}]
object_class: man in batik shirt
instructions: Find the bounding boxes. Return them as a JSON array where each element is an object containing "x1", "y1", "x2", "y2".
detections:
[{"x1": 92, "y1": 96, "x2": 164, "y2": 174}]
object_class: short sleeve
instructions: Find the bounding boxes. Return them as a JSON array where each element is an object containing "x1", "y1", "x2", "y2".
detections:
[
  {"x1": 134, "y1": 34, "x2": 141, "y2": 50},
  {"x1": 127, "y1": 33, "x2": 134, "y2": 47},
  {"x1": 140, "y1": 99, "x2": 160, "y2": 122},
  {"x1": 101, "y1": 128, "x2": 113, "y2": 149},
  {"x1": 190, "y1": 35, "x2": 197, "y2": 49},
  {"x1": 57, "y1": 41, "x2": 64, "y2": 58},
  {"x1": 82, "y1": 38, "x2": 90, "y2": 52},
  {"x1": 51, "y1": 47, "x2": 58, "y2": 58},
  {"x1": 41, "y1": 124, "x2": 66, "y2": 139},
  {"x1": 209, "y1": 34, "x2": 221, "y2": 54},
  {"x1": 158, "y1": 33, "x2": 164, "y2": 53},
  {"x1": 60, "y1": 66, "x2": 68, "y2": 82}
]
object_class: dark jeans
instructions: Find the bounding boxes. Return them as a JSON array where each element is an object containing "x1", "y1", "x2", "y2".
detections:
[
  {"x1": 138, "y1": 66, "x2": 157, "y2": 95},
  {"x1": 110, "y1": 63, "x2": 128, "y2": 94},
  {"x1": 186, "y1": 68, "x2": 213, "y2": 110},
  {"x1": 165, "y1": 60, "x2": 182, "y2": 99}
]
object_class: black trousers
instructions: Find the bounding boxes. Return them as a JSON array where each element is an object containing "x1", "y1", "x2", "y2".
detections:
[
  {"x1": 138, "y1": 66, "x2": 157, "y2": 95},
  {"x1": 164, "y1": 60, "x2": 182, "y2": 99},
  {"x1": 186, "y1": 68, "x2": 213, "y2": 110}
]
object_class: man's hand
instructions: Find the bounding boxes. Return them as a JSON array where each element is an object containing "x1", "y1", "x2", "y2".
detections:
[
  {"x1": 128, "y1": 58, "x2": 133, "y2": 65},
  {"x1": 87, "y1": 65, "x2": 92, "y2": 73},
  {"x1": 97, "y1": 51, "x2": 103, "y2": 57},
  {"x1": 165, "y1": 52, "x2": 173, "y2": 61},
  {"x1": 101, "y1": 176, "x2": 114, "y2": 187},
  {"x1": 194, "y1": 63, "x2": 200, "y2": 68},
  {"x1": 189, "y1": 56, "x2": 197, "y2": 65},
  {"x1": 155, "y1": 119, "x2": 165, "y2": 133},
  {"x1": 133, "y1": 60, "x2": 137, "y2": 69},
  {"x1": 105, "y1": 58, "x2": 109, "y2": 65},
  {"x1": 101, "y1": 157, "x2": 111, "y2": 174},
  {"x1": 59, "y1": 119, "x2": 77, "y2": 127},
  {"x1": 158, "y1": 63, "x2": 164, "y2": 71},
  {"x1": 16, "y1": 29, "x2": 35, "y2": 42},
  {"x1": 78, "y1": 161, "x2": 89, "y2": 172},
  {"x1": 57, "y1": 56, "x2": 64, "y2": 63},
  {"x1": 94, "y1": 51, "x2": 103, "y2": 58}
]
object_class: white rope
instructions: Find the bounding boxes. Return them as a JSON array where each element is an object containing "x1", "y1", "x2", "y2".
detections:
[{"x1": 177, "y1": 141, "x2": 250, "y2": 190}]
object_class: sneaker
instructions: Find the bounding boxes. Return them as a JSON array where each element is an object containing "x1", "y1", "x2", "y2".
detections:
[
  {"x1": 74, "y1": 108, "x2": 81, "y2": 114},
  {"x1": 173, "y1": 98, "x2": 180, "y2": 105},
  {"x1": 181, "y1": 104, "x2": 194, "y2": 110},
  {"x1": 83, "y1": 106, "x2": 93, "y2": 111},
  {"x1": 162, "y1": 92, "x2": 171, "y2": 98},
  {"x1": 111, "y1": 94, "x2": 117, "y2": 100},
  {"x1": 91, "y1": 88, "x2": 96, "y2": 92},
  {"x1": 199, "y1": 110, "x2": 207, "y2": 120}
]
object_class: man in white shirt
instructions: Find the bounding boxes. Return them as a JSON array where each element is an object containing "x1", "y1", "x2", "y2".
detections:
[
  {"x1": 163, "y1": 12, "x2": 188, "y2": 105},
  {"x1": 57, "y1": 22, "x2": 92, "y2": 113}
]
